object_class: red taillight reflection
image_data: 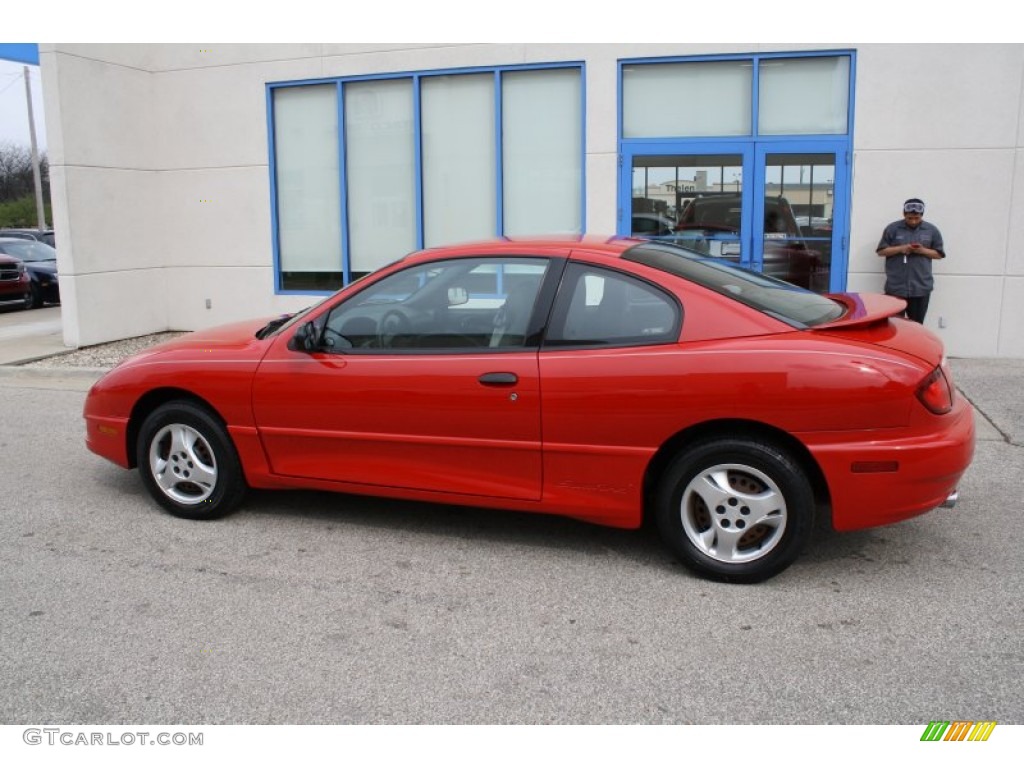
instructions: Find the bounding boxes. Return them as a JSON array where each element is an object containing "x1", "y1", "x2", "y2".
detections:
[{"x1": 917, "y1": 366, "x2": 954, "y2": 414}]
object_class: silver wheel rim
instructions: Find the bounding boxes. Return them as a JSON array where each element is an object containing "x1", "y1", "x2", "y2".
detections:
[
  {"x1": 148, "y1": 423, "x2": 218, "y2": 505},
  {"x1": 680, "y1": 463, "x2": 787, "y2": 564}
]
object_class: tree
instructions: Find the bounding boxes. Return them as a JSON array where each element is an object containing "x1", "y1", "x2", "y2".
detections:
[{"x1": 0, "y1": 140, "x2": 49, "y2": 204}]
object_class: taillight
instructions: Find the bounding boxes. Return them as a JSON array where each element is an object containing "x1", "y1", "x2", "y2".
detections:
[{"x1": 916, "y1": 365, "x2": 954, "y2": 414}]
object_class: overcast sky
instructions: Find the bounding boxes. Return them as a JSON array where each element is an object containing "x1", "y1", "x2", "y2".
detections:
[{"x1": 0, "y1": 59, "x2": 46, "y2": 152}]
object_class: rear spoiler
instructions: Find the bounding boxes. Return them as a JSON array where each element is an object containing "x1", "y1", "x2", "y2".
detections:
[{"x1": 813, "y1": 293, "x2": 906, "y2": 330}]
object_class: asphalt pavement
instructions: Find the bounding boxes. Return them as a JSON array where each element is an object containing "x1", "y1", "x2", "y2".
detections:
[{"x1": 0, "y1": 312, "x2": 1021, "y2": 725}]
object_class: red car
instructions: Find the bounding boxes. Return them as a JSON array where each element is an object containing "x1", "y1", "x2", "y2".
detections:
[
  {"x1": 0, "y1": 253, "x2": 31, "y2": 309},
  {"x1": 83, "y1": 237, "x2": 974, "y2": 582}
]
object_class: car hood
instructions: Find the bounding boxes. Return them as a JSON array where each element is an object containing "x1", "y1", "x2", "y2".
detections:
[
  {"x1": 119, "y1": 317, "x2": 278, "y2": 367},
  {"x1": 812, "y1": 293, "x2": 944, "y2": 366},
  {"x1": 24, "y1": 260, "x2": 56, "y2": 275}
]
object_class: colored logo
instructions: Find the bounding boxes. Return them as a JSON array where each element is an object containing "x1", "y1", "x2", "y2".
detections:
[{"x1": 921, "y1": 721, "x2": 997, "y2": 742}]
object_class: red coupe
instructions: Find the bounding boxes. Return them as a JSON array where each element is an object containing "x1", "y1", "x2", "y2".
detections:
[{"x1": 84, "y1": 237, "x2": 974, "y2": 582}]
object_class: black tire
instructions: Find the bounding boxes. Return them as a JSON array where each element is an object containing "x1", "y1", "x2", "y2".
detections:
[
  {"x1": 27, "y1": 284, "x2": 41, "y2": 309},
  {"x1": 654, "y1": 437, "x2": 814, "y2": 583},
  {"x1": 136, "y1": 401, "x2": 246, "y2": 520}
]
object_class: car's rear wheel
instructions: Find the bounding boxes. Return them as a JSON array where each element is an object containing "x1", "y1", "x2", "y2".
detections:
[
  {"x1": 655, "y1": 437, "x2": 813, "y2": 583},
  {"x1": 136, "y1": 401, "x2": 246, "y2": 520}
]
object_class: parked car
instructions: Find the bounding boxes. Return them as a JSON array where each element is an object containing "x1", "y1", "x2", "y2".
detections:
[
  {"x1": 671, "y1": 195, "x2": 822, "y2": 289},
  {"x1": 0, "y1": 228, "x2": 56, "y2": 248},
  {"x1": 631, "y1": 212, "x2": 676, "y2": 238},
  {"x1": 83, "y1": 236, "x2": 974, "y2": 583},
  {"x1": 0, "y1": 238, "x2": 59, "y2": 308},
  {"x1": 0, "y1": 253, "x2": 31, "y2": 310}
]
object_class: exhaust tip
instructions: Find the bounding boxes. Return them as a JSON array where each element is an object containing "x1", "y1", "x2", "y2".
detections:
[{"x1": 941, "y1": 490, "x2": 959, "y2": 509}]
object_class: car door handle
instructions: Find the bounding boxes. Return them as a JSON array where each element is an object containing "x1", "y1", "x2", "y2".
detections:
[{"x1": 478, "y1": 372, "x2": 518, "y2": 386}]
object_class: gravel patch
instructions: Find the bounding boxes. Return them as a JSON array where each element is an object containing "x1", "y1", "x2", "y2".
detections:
[{"x1": 25, "y1": 331, "x2": 189, "y2": 369}]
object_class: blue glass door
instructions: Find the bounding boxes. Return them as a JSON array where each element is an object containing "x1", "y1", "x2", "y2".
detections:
[
  {"x1": 620, "y1": 141, "x2": 849, "y2": 293},
  {"x1": 753, "y1": 142, "x2": 850, "y2": 292},
  {"x1": 620, "y1": 143, "x2": 754, "y2": 270}
]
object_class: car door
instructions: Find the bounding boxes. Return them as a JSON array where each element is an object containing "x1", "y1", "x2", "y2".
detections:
[
  {"x1": 251, "y1": 256, "x2": 559, "y2": 502},
  {"x1": 537, "y1": 260, "x2": 684, "y2": 515}
]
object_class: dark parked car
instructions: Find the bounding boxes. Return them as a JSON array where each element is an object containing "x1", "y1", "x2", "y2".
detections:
[
  {"x1": 0, "y1": 253, "x2": 31, "y2": 310},
  {"x1": 0, "y1": 238, "x2": 59, "y2": 308},
  {"x1": 0, "y1": 228, "x2": 56, "y2": 248},
  {"x1": 631, "y1": 212, "x2": 676, "y2": 238},
  {"x1": 670, "y1": 195, "x2": 822, "y2": 289}
]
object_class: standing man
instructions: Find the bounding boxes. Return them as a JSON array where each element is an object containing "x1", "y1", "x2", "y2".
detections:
[{"x1": 876, "y1": 198, "x2": 945, "y2": 323}]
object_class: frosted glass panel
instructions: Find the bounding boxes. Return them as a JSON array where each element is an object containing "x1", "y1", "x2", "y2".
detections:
[
  {"x1": 273, "y1": 85, "x2": 342, "y2": 289},
  {"x1": 759, "y1": 57, "x2": 850, "y2": 135},
  {"x1": 623, "y1": 61, "x2": 752, "y2": 138},
  {"x1": 345, "y1": 79, "x2": 416, "y2": 275},
  {"x1": 422, "y1": 74, "x2": 496, "y2": 247},
  {"x1": 502, "y1": 69, "x2": 582, "y2": 236}
]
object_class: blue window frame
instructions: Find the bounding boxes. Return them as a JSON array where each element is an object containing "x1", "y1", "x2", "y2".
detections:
[
  {"x1": 267, "y1": 63, "x2": 586, "y2": 295},
  {"x1": 617, "y1": 51, "x2": 855, "y2": 293}
]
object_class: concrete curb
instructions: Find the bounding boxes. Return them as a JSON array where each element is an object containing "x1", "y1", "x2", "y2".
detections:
[{"x1": 0, "y1": 365, "x2": 109, "y2": 383}]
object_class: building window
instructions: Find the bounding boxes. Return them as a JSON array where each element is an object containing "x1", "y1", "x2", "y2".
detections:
[
  {"x1": 502, "y1": 68, "x2": 583, "y2": 235},
  {"x1": 272, "y1": 84, "x2": 342, "y2": 291},
  {"x1": 422, "y1": 74, "x2": 496, "y2": 248},
  {"x1": 622, "y1": 60, "x2": 752, "y2": 138},
  {"x1": 345, "y1": 79, "x2": 416, "y2": 278},
  {"x1": 758, "y1": 56, "x2": 850, "y2": 135},
  {"x1": 269, "y1": 64, "x2": 584, "y2": 293}
]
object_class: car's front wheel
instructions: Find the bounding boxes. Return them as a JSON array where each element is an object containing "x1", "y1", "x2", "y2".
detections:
[
  {"x1": 136, "y1": 401, "x2": 246, "y2": 520},
  {"x1": 655, "y1": 437, "x2": 814, "y2": 583}
]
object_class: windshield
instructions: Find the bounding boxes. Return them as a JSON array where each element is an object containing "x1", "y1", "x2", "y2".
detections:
[
  {"x1": 0, "y1": 240, "x2": 56, "y2": 262},
  {"x1": 622, "y1": 241, "x2": 845, "y2": 328}
]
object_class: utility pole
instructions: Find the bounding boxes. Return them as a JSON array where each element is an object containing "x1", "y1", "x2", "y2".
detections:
[{"x1": 24, "y1": 65, "x2": 46, "y2": 230}]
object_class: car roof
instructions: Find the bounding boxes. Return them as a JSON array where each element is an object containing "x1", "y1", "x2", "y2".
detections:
[{"x1": 402, "y1": 235, "x2": 641, "y2": 263}]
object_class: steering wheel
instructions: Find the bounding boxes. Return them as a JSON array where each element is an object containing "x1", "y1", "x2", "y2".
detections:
[{"x1": 378, "y1": 309, "x2": 412, "y2": 348}]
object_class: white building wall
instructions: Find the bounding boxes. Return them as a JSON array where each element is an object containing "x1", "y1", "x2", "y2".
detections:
[{"x1": 39, "y1": 43, "x2": 1024, "y2": 356}]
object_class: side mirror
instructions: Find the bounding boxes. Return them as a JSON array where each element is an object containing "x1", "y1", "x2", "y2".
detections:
[
  {"x1": 289, "y1": 321, "x2": 321, "y2": 352},
  {"x1": 447, "y1": 286, "x2": 469, "y2": 306}
]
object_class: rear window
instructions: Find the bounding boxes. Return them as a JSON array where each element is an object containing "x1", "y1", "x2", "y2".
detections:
[{"x1": 622, "y1": 242, "x2": 844, "y2": 328}]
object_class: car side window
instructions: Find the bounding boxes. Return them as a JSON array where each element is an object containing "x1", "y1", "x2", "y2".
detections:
[
  {"x1": 321, "y1": 257, "x2": 549, "y2": 353},
  {"x1": 545, "y1": 264, "x2": 681, "y2": 348}
]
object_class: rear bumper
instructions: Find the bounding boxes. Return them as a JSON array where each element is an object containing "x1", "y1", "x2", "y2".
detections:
[{"x1": 804, "y1": 400, "x2": 975, "y2": 532}]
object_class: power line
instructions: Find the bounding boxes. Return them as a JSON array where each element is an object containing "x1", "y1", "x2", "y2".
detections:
[{"x1": 0, "y1": 72, "x2": 23, "y2": 96}]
